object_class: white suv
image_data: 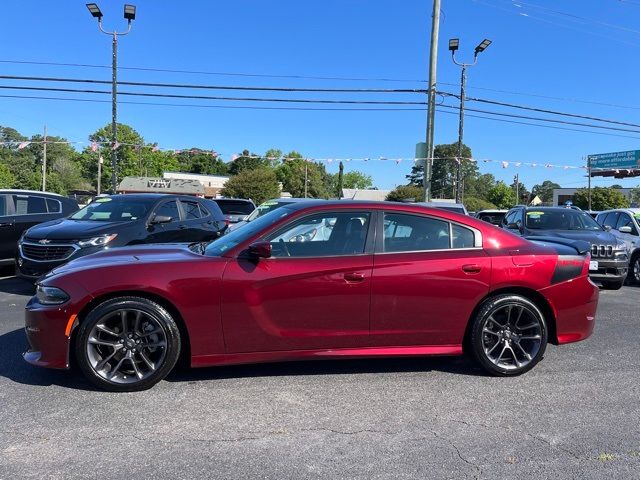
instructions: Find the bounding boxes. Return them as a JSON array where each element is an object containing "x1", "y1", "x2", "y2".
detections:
[{"x1": 596, "y1": 208, "x2": 640, "y2": 284}]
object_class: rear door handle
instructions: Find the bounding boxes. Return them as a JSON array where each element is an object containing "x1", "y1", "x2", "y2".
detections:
[
  {"x1": 344, "y1": 272, "x2": 365, "y2": 282},
  {"x1": 462, "y1": 264, "x2": 482, "y2": 274},
  {"x1": 178, "y1": 225, "x2": 187, "y2": 230}
]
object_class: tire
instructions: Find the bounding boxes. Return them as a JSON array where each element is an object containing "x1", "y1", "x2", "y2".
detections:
[
  {"x1": 469, "y1": 294, "x2": 548, "y2": 376},
  {"x1": 628, "y1": 253, "x2": 640, "y2": 286},
  {"x1": 75, "y1": 296, "x2": 181, "y2": 392},
  {"x1": 601, "y1": 280, "x2": 624, "y2": 290}
]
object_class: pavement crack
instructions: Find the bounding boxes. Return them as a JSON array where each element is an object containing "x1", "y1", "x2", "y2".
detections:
[{"x1": 430, "y1": 429, "x2": 482, "y2": 480}]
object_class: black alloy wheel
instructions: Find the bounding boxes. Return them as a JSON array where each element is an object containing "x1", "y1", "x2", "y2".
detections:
[{"x1": 75, "y1": 297, "x2": 181, "y2": 392}]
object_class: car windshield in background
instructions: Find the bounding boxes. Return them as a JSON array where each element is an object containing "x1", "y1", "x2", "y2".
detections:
[
  {"x1": 204, "y1": 207, "x2": 292, "y2": 256},
  {"x1": 478, "y1": 212, "x2": 506, "y2": 225},
  {"x1": 246, "y1": 200, "x2": 291, "y2": 222},
  {"x1": 70, "y1": 197, "x2": 154, "y2": 222},
  {"x1": 215, "y1": 200, "x2": 255, "y2": 215},
  {"x1": 525, "y1": 209, "x2": 603, "y2": 231}
]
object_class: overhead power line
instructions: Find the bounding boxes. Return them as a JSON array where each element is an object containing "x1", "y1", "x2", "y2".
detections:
[
  {"x1": 3, "y1": 93, "x2": 640, "y2": 141},
  {"x1": 0, "y1": 75, "x2": 427, "y2": 94}
]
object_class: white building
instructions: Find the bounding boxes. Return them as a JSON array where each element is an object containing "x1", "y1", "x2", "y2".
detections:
[{"x1": 163, "y1": 172, "x2": 229, "y2": 198}]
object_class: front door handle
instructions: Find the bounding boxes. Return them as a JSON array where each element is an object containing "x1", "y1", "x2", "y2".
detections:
[
  {"x1": 462, "y1": 264, "x2": 482, "y2": 274},
  {"x1": 344, "y1": 272, "x2": 365, "y2": 282},
  {"x1": 0, "y1": 222, "x2": 12, "y2": 227}
]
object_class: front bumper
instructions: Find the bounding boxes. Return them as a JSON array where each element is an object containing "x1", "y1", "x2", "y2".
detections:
[
  {"x1": 588, "y1": 256, "x2": 628, "y2": 282},
  {"x1": 24, "y1": 296, "x2": 77, "y2": 369}
]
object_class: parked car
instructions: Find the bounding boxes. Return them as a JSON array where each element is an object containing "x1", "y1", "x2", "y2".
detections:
[
  {"x1": 227, "y1": 198, "x2": 313, "y2": 232},
  {"x1": 475, "y1": 209, "x2": 508, "y2": 226},
  {"x1": 417, "y1": 201, "x2": 468, "y2": 215},
  {"x1": 25, "y1": 200, "x2": 598, "y2": 391},
  {"x1": 501, "y1": 206, "x2": 628, "y2": 289},
  {"x1": 0, "y1": 190, "x2": 78, "y2": 268},
  {"x1": 596, "y1": 208, "x2": 640, "y2": 284},
  {"x1": 211, "y1": 198, "x2": 255, "y2": 224},
  {"x1": 16, "y1": 194, "x2": 226, "y2": 280}
]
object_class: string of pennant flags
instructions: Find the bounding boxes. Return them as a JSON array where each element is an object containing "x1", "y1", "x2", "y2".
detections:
[{"x1": 0, "y1": 139, "x2": 611, "y2": 171}]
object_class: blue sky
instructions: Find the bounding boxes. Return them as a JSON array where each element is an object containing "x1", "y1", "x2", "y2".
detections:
[{"x1": 2, "y1": 0, "x2": 640, "y2": 191}]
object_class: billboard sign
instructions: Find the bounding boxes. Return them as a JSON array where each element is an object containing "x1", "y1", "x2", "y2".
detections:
[{"x1": 588, "y1": 150, "x2": 640, "y2": 170}]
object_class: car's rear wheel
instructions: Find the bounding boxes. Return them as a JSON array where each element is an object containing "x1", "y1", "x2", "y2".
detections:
[
  {"x1": 75, "y1": 297, "x2": 181, "y2": 392},
  {"x1": 469, "y1": 294, "x2": 548, "y2": 376}
]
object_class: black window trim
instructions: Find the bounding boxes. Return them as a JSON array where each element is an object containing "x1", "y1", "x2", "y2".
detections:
[
  {"x1": 179, "y1": 199, "x2": 206, "y2": 221},
  {"x1": 9, "y1": 193, "x2": 50, "y2": 216},
  {"x1": 150, "y1": 198, "x2": 182, "y2": 224},
  {"x1": 255, "y1": 209, "x2": 377, "y2": 259},
  {"x1": 375, "y1": 210, "x2": 483, "y2": 255}
]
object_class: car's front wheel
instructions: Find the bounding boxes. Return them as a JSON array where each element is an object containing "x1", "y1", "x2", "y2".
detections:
[
  {"x1": 75, "y1": 297, "x2": 181, "y2": 392},
  {"x1": 628, "y1": 253, "x2": 640, "y2": 286},
  {"x1": 469, "y1": 294, "x2": 548, "y2": 376}
]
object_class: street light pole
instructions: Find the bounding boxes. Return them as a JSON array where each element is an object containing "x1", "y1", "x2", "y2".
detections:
[
  {"x1": 449, "y1": 38, "x2": 491, "y2": 204},
  {"x1": 86, "y1": 3, "x2": 136, "y2": 194}
]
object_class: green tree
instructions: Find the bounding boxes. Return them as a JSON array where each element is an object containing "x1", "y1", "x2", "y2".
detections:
[
  {"x1": 573, "y1": 187, "x2": 629, "y2": 210},
  {"x1": 276, "y1": 152, "x2": 331, "y2": 198},
  {"x1": 28, "y1": 134, "x2": 85, "y2": 194},
  {"x1": 174, "y1": 149, "x2": 228, "y2": 175},
  {"x1": 221, "y1": 168, "x2": 280, "y2": 205},
  {"x1": 386, "y1": 185, "x2": 423, "y2": 202},
  {"x1": 341, "y1": 170, "x2": 373, "y2": 189},
  {"x1": 487, "y1": 181, "x2": 516, "y2": 209},
  {"x1": 465, "y1": 173, "x2": 496, "y2": 200},
  {"x1": 463, "y1": 196, "x2": 497, "y2": 212},
  {"x1": 510, "y1": 176, "x2": 529, "y2": 204},
  {"x1": 0, "y1": 162, "x2": 16, "y2": 188},
  {"x1": 407, "y1": 143, "x2": 478, "y2": 199},
  {"x1": 227, "y1": 149, "x2": 270, "y2": 175},
  {"x1": 531, "y1": 180, "x2": 560, "y2": 204},
  {"x1": 630, "y1": 186, "x2": 640, "y2": 206}
]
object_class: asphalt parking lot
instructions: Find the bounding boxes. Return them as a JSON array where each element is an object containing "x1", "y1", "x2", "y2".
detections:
[{"x1": 0, "y1": 268, "x2": 639, "y2": 480}]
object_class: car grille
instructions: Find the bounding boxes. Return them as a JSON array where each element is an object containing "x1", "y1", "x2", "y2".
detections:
[
  {"x1": 591, "y1": 244, "x2": 614, "y2": 258},
  {"x1": 21, "y1": 243, "x2": 76, "y2": 262}
]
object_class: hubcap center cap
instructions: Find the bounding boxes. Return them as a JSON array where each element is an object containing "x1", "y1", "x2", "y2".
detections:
[{"x1": 124, "y1": 339, "x2": 136, "y2": 349}]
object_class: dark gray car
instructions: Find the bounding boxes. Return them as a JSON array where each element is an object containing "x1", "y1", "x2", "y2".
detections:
[{"x1": 502, "y1": 206, "x2": 628, "y2": 290}]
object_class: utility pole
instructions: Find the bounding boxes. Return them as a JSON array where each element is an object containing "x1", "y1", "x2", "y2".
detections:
[
  {"x1": 514, "y1": 173, "x2": 519, "y2": 204},
  {"x1": 423, "y1": 0, "x2": 441, "y2": 202},
  {"x1": 337, "y1": 161, "x2": 344, "y2": 199},
  {"x1": 587, "y1": 156, "x2": 592, "y2": 211},
  {"x1": 448, "y1": 38, "x2": 492, "y2": 204},
  {"x1": 97, "y1": 155, "x2": 103, "y2": 195},
  {"x1": 86, "y1": 3, "x2": 136, "y2": 194},
  {"x1": 304, "y1": 161, "x2": 309, "y2": 198},
  {"x1": 42, "y1": 125, "x2": 47, "y2": 191}
]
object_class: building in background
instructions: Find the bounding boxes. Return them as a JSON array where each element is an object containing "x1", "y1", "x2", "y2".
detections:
[
  {"x1": 118, "y1": 177, "x2": 205, "y2": 196},
  {"x1": 553, "y1": 187, "x2": 634, "y2": 206},
  {"x1": 341, "y1": 188, "x2": 390, "y2": 201},
  {"x1": 163, "y1": 172, "x2": 230, "y2": 198}
]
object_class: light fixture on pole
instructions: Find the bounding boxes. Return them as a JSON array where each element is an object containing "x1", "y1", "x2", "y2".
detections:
[
  {"x1": 86, "y1": 3, "x2": 136, "y2": 194},
  {"x1": 449, "y1": 37, "x2": 492, "y2": 203}
]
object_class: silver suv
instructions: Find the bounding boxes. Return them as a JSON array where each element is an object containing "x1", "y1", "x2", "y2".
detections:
[{"x1": 596, "y1": 209, "x2": 640, "y2": 284}]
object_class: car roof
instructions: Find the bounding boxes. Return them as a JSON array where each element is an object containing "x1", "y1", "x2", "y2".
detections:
[
  {"x1": 279, "y1": 200, "x2": 473, "y2": 217},
  {"x1": 599, "y1": 208, "x2": 640, "y2": 214},
  {"x1": 97, "y1": 193, "x2": 204, "y2": 201},
  {"x1": 213, "y1": 198, "x2": 254, "y2": 203},
  {"x1": 0, "y1": 189, "x2": 65, "y2": 198},
  {"x1": 520, "y1": 206, "x2": 586, "y2": 213},
  {"x1": 476, "y1": 209, "x2": 507, "y2": 213}
]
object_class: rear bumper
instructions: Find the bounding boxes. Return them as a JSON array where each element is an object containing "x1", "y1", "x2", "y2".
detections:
[{"x1": 540, "y1": 275, "x2": 599, "y2": 344}]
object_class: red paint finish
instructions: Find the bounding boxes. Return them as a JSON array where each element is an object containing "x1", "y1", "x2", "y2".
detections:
[{"x1": 23, "y1": 201, "x2": 599, "y2": 374}]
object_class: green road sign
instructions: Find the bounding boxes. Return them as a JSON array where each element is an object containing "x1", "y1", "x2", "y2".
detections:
[{"x1": 588, "y1": 150, "x2": 640, "y2": 170}]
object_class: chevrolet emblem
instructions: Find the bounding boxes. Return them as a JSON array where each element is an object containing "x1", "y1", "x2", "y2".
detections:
[{"x1": 38, "y1": 239, "x2": 51, "y2": 245}]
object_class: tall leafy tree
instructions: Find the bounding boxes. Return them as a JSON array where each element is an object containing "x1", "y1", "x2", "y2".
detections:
[
  {"x1": 386, "y1": 185, "x2": 423, "y2": 202},
  {"x1": 573, "y1": 187, "x2": 629, "y2": 210},
  {"x1": 276, "y1": 152, "x2": 331, "y2": 198},
  {"x1": 227, "y1": 149, "x2": 269, "y2": 175},
  {"x1": 221, "y1": 168, "x2": 280, "y2": 205},
  {"x1": 531, "y1": 180, "x2": 561, "y2": 204},
  {"x1": 487, "y1": 181, "x2": 516, "y2": 209},
  {"x1": 0, "y1": 162, "x2": 15, "y2": 188}
]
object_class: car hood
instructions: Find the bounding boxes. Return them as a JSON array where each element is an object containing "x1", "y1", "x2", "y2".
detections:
[
  {"x1": 47, "y1": 243, "x2": 205, "y2": 277},
  {"x1": 25, "y1": 218, "x2": 140, "y2": 241},
  {"x1": 525, "y1": 229, "x2": 617, "y2": 245}
]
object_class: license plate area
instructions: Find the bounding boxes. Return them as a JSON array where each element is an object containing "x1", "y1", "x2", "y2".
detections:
[{"x1": 589, "y1": 260, "x2": 599, "y2": 271}]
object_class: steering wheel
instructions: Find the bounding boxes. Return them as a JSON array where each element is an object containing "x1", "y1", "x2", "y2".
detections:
[{"x1": 278, "y1": 238, "x2": 291, "y2": 257}]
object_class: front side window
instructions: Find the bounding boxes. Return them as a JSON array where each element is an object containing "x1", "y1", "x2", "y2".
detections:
[
  {"x1": 383, "y1": 213, "x2": 450, "y2": 252},
  {"x1": 266, "y1": 211, "x2": 371, "y2": 257},
  {"x1": 602, "y1": 212, "x2": 620, "y2": 230},
  {"x1": 13, "y1": 195, "x2": 47, "y2": 215},
  {"x1": 154, "y1": 201, "x2": 180, "y2": 222}
]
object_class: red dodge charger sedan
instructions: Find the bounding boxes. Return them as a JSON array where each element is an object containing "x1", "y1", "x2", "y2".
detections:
[{"x1": 24, "y1": 201, "x2": 598, "y2": 391}]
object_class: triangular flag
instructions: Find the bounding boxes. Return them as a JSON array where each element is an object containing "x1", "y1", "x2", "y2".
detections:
[
  {"x1": 501, "y1": 161, "x2": 509, "y2": 169},
  {"x1": 17, "y1": 141, "x2": 30, "y2": 149},
  {"x1": 90, "y1": 142, "x2": 98, "y2": 152}
]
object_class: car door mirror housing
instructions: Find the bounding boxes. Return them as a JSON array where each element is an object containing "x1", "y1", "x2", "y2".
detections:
[
  {"x1": 603, "y1": 225, "x2": 612, "y2": 231},
  {"x1": 247, "y1": 241, "x2": 272, "y2": 259},
  {"x1": 619, "y1": 226, "x2": 633, "y2": 234},
  {"x1": 150, "y1": 215, "x2": 172, "y2": 225},
  {"x1": 507, "y1": 222, "x2": 523, "y2": 232}
]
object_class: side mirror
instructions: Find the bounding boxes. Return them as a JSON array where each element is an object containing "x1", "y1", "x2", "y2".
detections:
[
  {"x1": 247, "y1": 241, "x2": 272, "y2": 259},
  {"x1": 507, "y1": 221, "x2": 523, "y2": 232},
  {"x1": 603, "y1": 225, "x2": 612, "y2": 231},
  {"x1": 150, "y1": 215, "x2": 172, "y2": 225},
  {"x1": 619, "y1": 226, "x2": 633, "y2": 234}
]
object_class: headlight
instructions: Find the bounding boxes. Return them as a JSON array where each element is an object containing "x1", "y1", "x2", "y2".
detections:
[
  {"x1": 36, "y1": 285, "x2": 70, "y2": 305},
  {"x1": 77, "y1": 234, "x2": 118, "y2": 248},
  {"x1": 615, "y1": 242, "x2": 628, "y2": 253}
]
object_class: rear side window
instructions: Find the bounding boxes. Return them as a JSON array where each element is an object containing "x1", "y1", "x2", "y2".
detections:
[
  {"x1": 452, "y1": 224, "x2": 475, "y2": 248},
  {"x1": 0, "y1": 195, "x2": 6, "y2": 216},
  {"x1": 383, "y1": 213, "x2": 450, "y2": 252},
  {"x1": 182, "y1": 201, "x2": 203, "y2": 220},
  {"x1": 602, "y1": 212, "x2": 620, "y2": 229},
  {"x1": 13, "y1": 195, "x2": 47, "y2": 215},
  {"x1": 46, "y1": 198, "x2": 61, "y2": 213},
  {"x1": 154, "y1": 201, "x2": 180, "y2": 222},
  {"x1": 215, "y1": 200, "x2": 254, "y2": 215}
]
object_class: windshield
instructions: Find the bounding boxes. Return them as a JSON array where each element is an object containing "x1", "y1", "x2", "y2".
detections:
[
  {"x1": 246, "y1": 200, "x2": 293, "y2": 222},
  {"x1": 70, "y1": 197, "x2": 154, "y2": 222},
  {"x1": 214, "y1": 200, "x2": 255, "y2": 215},
  {"x1": 204, "y1": 207, "x2": 292, "y2": 256},
  {"x1": 525, "y1": 209, "x2": 603, "y2": 231}
]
